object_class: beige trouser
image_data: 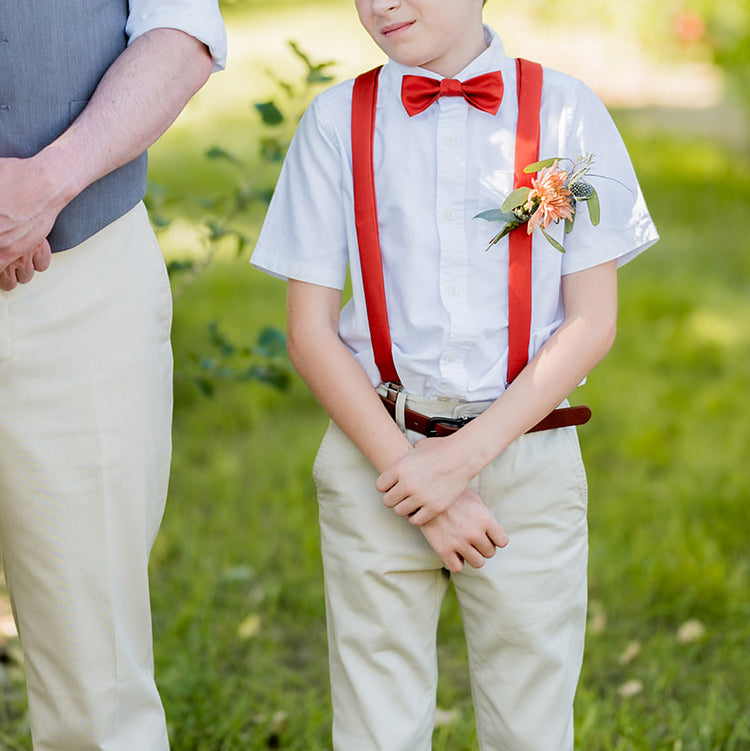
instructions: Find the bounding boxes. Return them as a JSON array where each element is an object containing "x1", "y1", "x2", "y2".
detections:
[
  {"x1": 314, "y1": 392, "x2": 589, "y2": 751},
  {"x1": 0, "y1": 203, "x2": 172, "y2": 751}
]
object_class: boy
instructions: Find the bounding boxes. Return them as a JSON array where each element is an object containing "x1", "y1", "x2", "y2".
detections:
[{"x1": 251, "y1": 0, "x2": 658, "y2": 748}]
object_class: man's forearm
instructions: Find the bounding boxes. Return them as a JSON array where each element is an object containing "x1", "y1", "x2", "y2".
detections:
[
  {"x1": 0, "y1": 27, "x2": 213, "y2": 268},
  {"x1": 38, "y1": 27, "x2": 213, "y2": 211}
]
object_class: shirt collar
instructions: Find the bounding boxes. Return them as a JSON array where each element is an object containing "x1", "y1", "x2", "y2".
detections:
[{"x1": 383, "y1": 25, "x2": 511, "y2": 87}]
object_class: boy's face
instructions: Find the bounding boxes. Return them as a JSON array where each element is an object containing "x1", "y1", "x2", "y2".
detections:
[{"x1": 355, "y1": 0, "x2": 486, "y2": 78}]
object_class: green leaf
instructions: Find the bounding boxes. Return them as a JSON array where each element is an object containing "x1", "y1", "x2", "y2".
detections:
[
  {"x1": 307, "y1": 67, "x2": 336, "y2": 85},
  {"x1": 523, "y1": 157, "x2": 559, "y2": 173},
  {"x1": 482, "y1": 221, "x2": 522, "y2": 251},
  {"x1": 288, "y1": 41, "x2": 335, "y2": 85},
  {"x1": 474, "y1": 209, "x2": 518, "y2": 223},
  {"x1": 565, "y1": 216, "x2": 575, "y2": 234},
  {"x1": 288, "y1": 40, "x2": 316, "y2": 70},
  {"x1": 254, "y1": 101, "x2": 284, "y2": 126},
  {"x1": 195, "y1": 378, "x2": 215, "y2": 398},
  {"x1": 245, "y1": 366, "x2": 292, "y2": 392},
  {"x1": 540, "y1": 228, "x2": 566, "y2": 253},
  {"x1": 166, "y1": 259, "x2": 195, "y2": 276},
  {"x1": 260, "y1": 137, "x2": 286, "y2": 163},
  {"x1": 586, "y1": 188, "x2": 601, "y2": 226},
  {"x1": 150, "y1": 214, "x2": 172, "y2": 230},
  {"x1": 199, "y1": 358, "x2": 218, "y2": 372},
  {"x1": 205, "y1": 220, "x2": 229, "y2": 242},
  {"x1": 193, "y1": 196, "x2": 217, "y2": 209},
  {"x1": 501, "y1": 187, "x2": 531, "y2": 214},
  {"x1": 252, "y1": 187, "x2": 275, "y2": 205},
  {"x1": 234, "y1": 234, "x2": 249, "y2": 258},
  {"x1": 205, "y1": 146, "x2": 243, "y2": 165},
  {"x1": 255, "y1": 327, "x2": 287, "y2": 358},
  {"x1": 146, "y1": 181, "x2": 168, "y2": 199}
]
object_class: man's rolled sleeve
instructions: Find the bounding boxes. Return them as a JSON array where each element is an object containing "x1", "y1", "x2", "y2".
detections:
[{"x1": 127, "y1": 0, "x2": 228, "y2": 72}]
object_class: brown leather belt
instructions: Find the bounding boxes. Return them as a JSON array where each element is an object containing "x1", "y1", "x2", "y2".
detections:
[{"x1": 379, "y1": 392, "x2": 591, "y2": 437}]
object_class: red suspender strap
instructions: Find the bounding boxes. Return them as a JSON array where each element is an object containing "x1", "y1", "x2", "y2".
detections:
[
  {"x1": 507, "y1": 58, "x2": 543, "y2": 384},
  {"x1": 351, "y1": 61, "x2": 543, "y2": 388},
  {"x1": 351, "y1": 66, "x2": 400, "y2": 384}
]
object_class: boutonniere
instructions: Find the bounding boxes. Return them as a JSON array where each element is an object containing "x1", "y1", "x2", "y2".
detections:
[{"x1": 475, "y1": 154, "x2": 600, "y2": 253}]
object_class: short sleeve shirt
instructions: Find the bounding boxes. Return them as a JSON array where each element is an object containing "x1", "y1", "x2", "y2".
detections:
[
  {"x1": 251, "y1": 26, "x2": 659, "y2": 401},
  {"x1": 126, "y1": 0, "x2": 227, "y2": 71}
]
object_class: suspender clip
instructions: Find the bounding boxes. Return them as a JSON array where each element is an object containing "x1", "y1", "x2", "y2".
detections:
[{"x1": 382, "y1": 382, "x2": 404, "y2": 403}]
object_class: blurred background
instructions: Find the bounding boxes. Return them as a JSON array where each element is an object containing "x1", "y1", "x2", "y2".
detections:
[{"x1": 2, "y1": 1, "x2": 749, "y2": 748}]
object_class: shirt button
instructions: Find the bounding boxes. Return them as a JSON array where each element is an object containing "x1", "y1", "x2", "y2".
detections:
[
  {"x1": 447, "y1": 285, "x2": 459, "y2": 296},
  {"x1": 443, "y1": 207, "x2": 456, "y2": 220},
  {"x1": 445, "y1": 135, "x2": 457, "y2": 147}
]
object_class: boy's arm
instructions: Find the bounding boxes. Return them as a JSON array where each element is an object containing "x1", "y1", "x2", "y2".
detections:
[
  {"x1": 287, "y1": 279, "x2": 508, "y2": 572},
  {"x1": 376, "y1": 259, "x2": 618, "y2": 525}
]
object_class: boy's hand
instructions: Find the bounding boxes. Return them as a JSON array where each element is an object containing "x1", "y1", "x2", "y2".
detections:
[
  {"x1": 419, "y1": 489, "x2": 508, "y2": 573},
  {"x1": 376, "y1": 435, "x2": 480, "y2": 525}
]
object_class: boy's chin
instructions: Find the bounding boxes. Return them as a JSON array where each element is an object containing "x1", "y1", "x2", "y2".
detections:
[{"x1": 385, "y1": 51, "x2": 439, "y2": 70}]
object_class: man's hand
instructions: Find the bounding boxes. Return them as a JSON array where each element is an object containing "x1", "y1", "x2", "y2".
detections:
[
  {"x1": 0, "y1": 156, "x2": 68, "y2": 274},
  {"x1": 0, "y1": 241, "x2": 52, "y2": 291},
  {"x1": 376, "y1": 434, "x2": 481, "y2": 525},
  {"x1": 419, "y1": 489, "x2": 508, "y2": 573},
  {"x1": 2, "y1": 28, "x2": 214, "y2": 283}
]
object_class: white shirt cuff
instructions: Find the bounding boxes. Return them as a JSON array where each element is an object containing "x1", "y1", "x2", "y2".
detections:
[{"x1": 126, "y1": 0, "x2": 228, "y2": 72}]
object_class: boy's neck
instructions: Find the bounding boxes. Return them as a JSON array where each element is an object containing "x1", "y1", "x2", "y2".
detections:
[{"x1": 418, "y1": 27, "x2": 488, "y2": 79}]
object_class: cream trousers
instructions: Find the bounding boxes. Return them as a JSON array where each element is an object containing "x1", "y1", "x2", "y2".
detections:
[
  {"x1": 314, "y1": 393, "x2": 589, "y2": 751},
  {"x1": 0, "y1": 203, "x2": 172, "y2": 751}
]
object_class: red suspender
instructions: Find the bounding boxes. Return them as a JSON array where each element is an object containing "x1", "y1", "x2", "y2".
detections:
[
  {"x1": 507, "y1": 58, "x2": 543, "y2": 383},
  {"x1": 351, "y1": 60, "x2": 543, "y2": 387},
  {"x1": 351, "y1": 66, "x2": 401, "y2": 384}
]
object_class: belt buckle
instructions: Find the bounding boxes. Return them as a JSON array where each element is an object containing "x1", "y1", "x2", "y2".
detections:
[{"x1": 424, "y1": 414, "x2": 473, "y2": 437}]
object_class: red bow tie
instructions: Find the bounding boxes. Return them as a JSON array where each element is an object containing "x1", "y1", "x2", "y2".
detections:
[{"x1": 400, "y1": 71, "x2": 504, "y2": 116}]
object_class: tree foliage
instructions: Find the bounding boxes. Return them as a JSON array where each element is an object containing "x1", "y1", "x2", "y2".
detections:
[{"x1": 147, "y1": 43, "x2": 334, "y2": 396}]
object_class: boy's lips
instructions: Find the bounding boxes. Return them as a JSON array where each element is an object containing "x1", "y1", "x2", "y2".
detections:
[{"x1": 381, "y1": 20, "x2": 415, "y2": 38}]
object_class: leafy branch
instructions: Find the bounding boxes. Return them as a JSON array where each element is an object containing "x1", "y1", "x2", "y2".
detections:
[{"x1": 147, "y1": 42, "x2": 335, "y2": 396}]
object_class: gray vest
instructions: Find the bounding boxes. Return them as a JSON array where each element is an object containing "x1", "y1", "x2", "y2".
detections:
[{"x1": 0, "y1": 0, "x2": 148, "y2": 252}]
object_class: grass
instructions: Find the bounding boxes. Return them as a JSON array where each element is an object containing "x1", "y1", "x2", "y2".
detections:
[
  {"x1": 2, "y1": 6, "x2": 750, "y2": 750},
  {"x1": 156, "y1": 125, "x2": 750, "y2": 751}
]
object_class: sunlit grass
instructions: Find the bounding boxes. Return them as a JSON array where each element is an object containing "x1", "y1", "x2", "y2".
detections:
[{"x1": 143, "y1": 122, "x2": 750, "y2": 751}]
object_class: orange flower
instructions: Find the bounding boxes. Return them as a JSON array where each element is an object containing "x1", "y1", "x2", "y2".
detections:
[
  {"x1": 675, "y1": 11, "x2": 705, "y2": 44},
  {"x1": 526, "y1": 162, "x2": 575, "y2": 234}
]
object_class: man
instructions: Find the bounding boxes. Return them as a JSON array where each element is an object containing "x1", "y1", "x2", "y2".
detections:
[{"x1": 0, "y1": 2, "x2": 226, "y2": 748}]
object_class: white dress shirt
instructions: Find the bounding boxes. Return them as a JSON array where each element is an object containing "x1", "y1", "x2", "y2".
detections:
[
  {"x1": 251, "y1": 26, "x2": 659, "y2": 401},
  {"x1": 127, "y1": 0, "x2": 227, "y2": 71}
]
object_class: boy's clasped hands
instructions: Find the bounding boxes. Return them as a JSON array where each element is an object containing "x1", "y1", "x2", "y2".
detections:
[{"x1": 375, "y1": 432, "x2": 509, "y2": 573}]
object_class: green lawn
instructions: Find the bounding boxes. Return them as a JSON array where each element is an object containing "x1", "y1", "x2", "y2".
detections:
[
  {"x1": 153, "y1": 123, "x2": 750, "y2": 751},
  {"x1": 2, "y1": 7, "x2": 750, "y2": 751},
  {"x1": 151, "y1": 121, "x2": 750, "y2": 751}
]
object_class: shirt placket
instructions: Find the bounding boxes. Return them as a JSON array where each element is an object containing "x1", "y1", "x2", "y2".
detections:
[{"x1": 434, "y1": 98, "x2": 474, "y2": 395}]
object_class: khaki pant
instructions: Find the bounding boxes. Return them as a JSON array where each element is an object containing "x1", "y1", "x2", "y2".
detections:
[
  {"x1": 314, "y1": 393, "x2": 588, "y2": 751},
  {"x1": 0, "y1": 203, "x2": 172, "y2": 751}
]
